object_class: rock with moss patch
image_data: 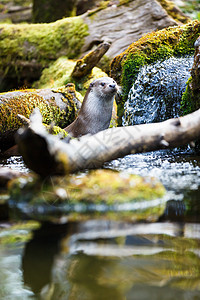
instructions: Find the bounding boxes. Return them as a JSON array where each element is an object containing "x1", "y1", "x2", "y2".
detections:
[{"x1": 8, "y1": 169, "x2": 166, "y2": 222}]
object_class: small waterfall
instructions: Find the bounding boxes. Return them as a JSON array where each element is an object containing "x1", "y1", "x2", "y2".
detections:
[{"x1": 123, "y1": 56, "x2": 194, "y2": 126}]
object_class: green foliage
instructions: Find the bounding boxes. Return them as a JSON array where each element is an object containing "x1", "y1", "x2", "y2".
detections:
[{"x1": 176, "y1": 0, "x2": 200, "y2": 20}]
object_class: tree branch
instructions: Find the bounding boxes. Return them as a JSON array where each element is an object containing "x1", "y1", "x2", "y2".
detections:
[{"x1": 16, "y1": 108, "x2": 200, "y2": 177}]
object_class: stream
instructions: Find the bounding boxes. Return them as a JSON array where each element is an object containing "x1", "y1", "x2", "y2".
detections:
[
  {"x1": 1, "y1": 147, "x2": 200, "y2": 300},
  {"x1": 1, "y1": 54, "x2": 200, "y2": 299}
]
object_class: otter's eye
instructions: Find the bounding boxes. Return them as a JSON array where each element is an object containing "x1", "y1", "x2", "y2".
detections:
[{"x1": 101, "y1": 82, "x2": 105, "y2": 87}]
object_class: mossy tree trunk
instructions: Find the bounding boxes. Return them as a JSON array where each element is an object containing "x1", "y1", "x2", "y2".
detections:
[{"x1": 0, "y1": 16, "x2": 88, "y2": 92}]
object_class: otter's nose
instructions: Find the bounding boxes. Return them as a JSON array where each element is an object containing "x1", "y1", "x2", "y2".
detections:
[{"x1": 109, "y1": 84, "x2": 116, "y2": 89}]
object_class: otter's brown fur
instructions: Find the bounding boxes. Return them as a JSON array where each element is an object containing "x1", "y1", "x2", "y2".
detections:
[{"x1": 64, "y1": 77, "x2": 118, "y2": 137}]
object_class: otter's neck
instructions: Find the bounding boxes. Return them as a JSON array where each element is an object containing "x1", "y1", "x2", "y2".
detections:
[{"x1": 80, "y1": 92, "x2": 114, "y2": 133}]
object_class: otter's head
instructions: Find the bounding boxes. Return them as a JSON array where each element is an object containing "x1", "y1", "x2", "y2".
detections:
[{"x1": 89, "y1": 77, "x2": 118, "y2": 101}]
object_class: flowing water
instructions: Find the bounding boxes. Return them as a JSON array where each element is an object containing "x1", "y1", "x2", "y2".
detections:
[{"x1": 1, "y1": 55, "x2": 200, "y2": 299}]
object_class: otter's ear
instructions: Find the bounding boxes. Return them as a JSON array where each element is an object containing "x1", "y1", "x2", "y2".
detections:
[{"x1": 90, "y1": 82, "x2": 94, "y2": 88}]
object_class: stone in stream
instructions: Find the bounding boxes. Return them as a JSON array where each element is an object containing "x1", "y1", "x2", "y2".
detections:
[{"x1": 7, "y1": 169, "x2": 166, "y2": 223}]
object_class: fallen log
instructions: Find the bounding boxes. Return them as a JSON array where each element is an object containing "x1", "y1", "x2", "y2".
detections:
[{"x1": 16, "y1": 108, "x2": 200, "y2": 177}]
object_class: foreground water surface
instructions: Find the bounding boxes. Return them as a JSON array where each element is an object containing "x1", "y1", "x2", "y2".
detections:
[{"x1": 1, "y1": 148, "x2": 200, "y2": 299}]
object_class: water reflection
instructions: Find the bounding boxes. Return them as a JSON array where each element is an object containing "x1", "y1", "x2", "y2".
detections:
[
  {"x1": 1, "y1": 221, "x2": 199, "y2": 299},
  {"x1": 1, "y1": 147, "x2": 200, "y2": 299}
]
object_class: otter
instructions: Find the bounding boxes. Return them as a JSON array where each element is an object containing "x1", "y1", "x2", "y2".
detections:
[{"x1": 64, "y1": 77, "x2": 118, "y2": 137}]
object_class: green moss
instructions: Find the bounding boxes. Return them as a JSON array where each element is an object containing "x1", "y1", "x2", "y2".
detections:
[
  {"x1": 65, "y1": 170, "x2": 166, "y2": 204},
  {"x1": 96, "y1": 55, "x2": 111, "y2": 74},
  {"x1": 88, "y1": 1, "x2": 110, "y2": 17},
  {"x1": 34, "y1": 56, "x2": 107, "y2": 96},
  {"x1": 181, "y1": 77, "x2": 193, "y2": 115},
  {"x1": 0, "y1": 16, "x2": 88, "y2": 79},
  {"x1": 33, "y1": 57, "x2": 75, "y2": 89},
  {"x1": 9, "y1": 169, "x2": 165, "y2": 205},
  {"x1": 8, "y1": 170, "x2": 166, "y2": 222},
  {"x1": 72, "y1": 67, "x2": 108, "y2": 95},
  {"x1": 180, "y1": 76, "x2": 200, "y2": 151},
  {"x1": 118, "y1": 0, "x2": 132, "y2": 5},
  {"x1": 110, "y1": 20, "x2": 200, "y2": 121},
  {"x1": 43, "y1": 124, "x2": 68, "y2": 138}
]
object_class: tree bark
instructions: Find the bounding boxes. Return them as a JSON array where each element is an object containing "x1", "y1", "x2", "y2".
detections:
[{"x1": 16, "y1": 108, "x2": 200, "y2": 177}]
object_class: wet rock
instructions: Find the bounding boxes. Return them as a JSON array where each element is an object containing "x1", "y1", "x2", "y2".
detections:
[{"x1": 123, "y1": 56, "x2": 193, "y2": 126}]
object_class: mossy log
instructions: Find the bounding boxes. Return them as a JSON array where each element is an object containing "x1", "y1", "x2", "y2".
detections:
[
  {"x1": 16, "y1": 108, "x2": 200, "y2": 177},
  {"x1": 0, "y1": 17, "x2": 88, "y2": 91},
  {"x1": 0, "y1": 0, "x2": 179, "y2": 91},
  {"x1": 0, "y1": 84, "x2": 81, "y2": 152}
]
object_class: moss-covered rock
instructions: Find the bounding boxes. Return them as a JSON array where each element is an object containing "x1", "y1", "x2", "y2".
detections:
[
  {"x1": 8, "y1": 169, "x2": 166, "y2": 222},
  {"x1": 0, "y1": 84, "x2": 81, "y2": 151},
  {"x1": 180, "y1": 36, "x2": 200, "y2": 151},
  {"x1": 110, "y1": 20, "x2": 200, "y2": 121},
  {"x1": 0, "y1": 16, "x2": 88, "y2": 61},
  {"x1": 181, "y1": 77, "x2": 198, "y2": 115}
]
